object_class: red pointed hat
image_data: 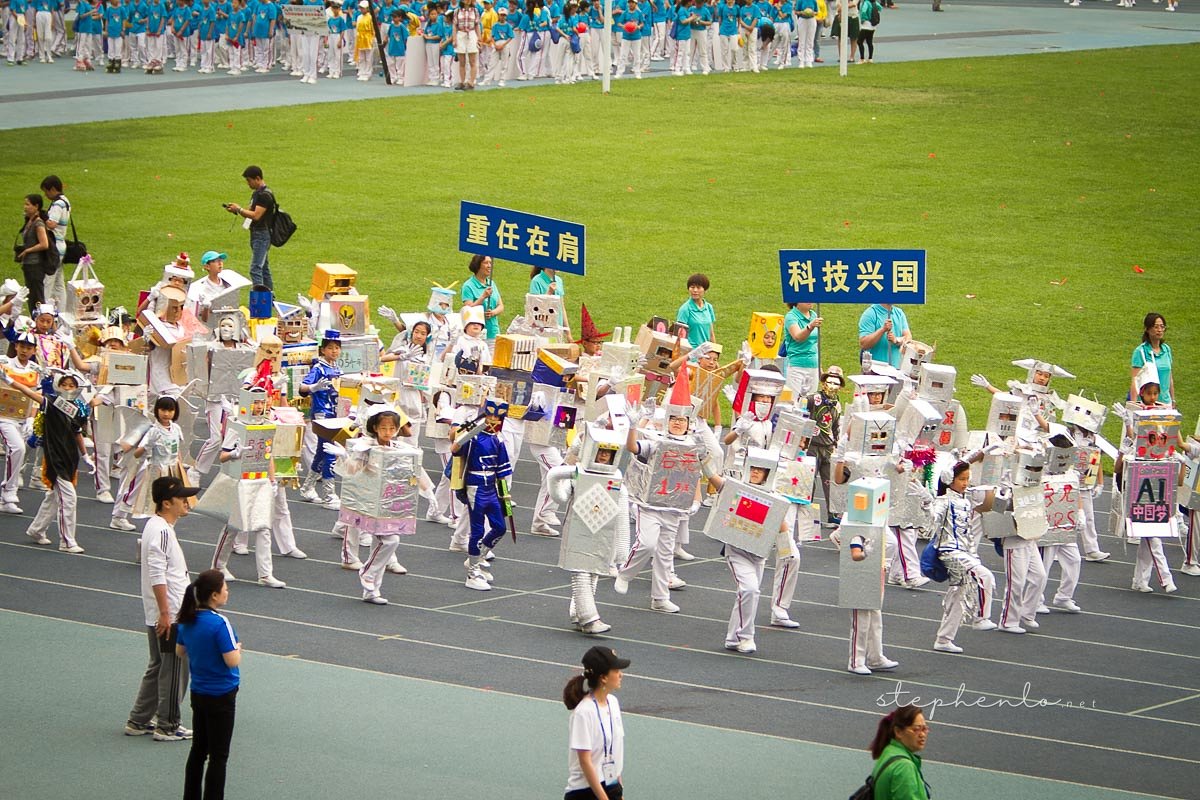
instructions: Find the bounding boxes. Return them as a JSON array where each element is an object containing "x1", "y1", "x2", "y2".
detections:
[
  {"x1": 576, "y1": 303, "x2": 611, "y2": 343},
  {"x1": 664, "y1": 365, "x2": 694, "y2": 418}
]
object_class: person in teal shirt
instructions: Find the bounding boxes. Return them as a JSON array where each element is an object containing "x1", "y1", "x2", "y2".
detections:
[
  {"x1": 461, "y1": 255, "x2": 504, "y2": 340},
  {"x1": 857, "y1": 303, "x2": 910, "y2": 371},
  {"x1": 671, "y1": 0, "x2": 695, "y2": 75},
  {"x1": 784, "y1": 302, "x2": 822, "y2": 396},
  {"x1": 675, "y1": 272, "x2": 715, "y2": 348},
  {"x1": 1131, "y1": 313, "x2": 1175, "y2": 407},
  {"x1": 104, "y1": 0, "x2": 129, "y2": 70}
]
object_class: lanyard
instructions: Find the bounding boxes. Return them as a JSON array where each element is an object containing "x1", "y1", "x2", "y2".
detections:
[{"x1": 592, "y1": 697, "x2": 614, "y2": 760}]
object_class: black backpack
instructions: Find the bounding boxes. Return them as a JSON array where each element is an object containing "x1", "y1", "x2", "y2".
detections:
[
  {"x1": 261, "y1": 188, "x2": 297, "y2": 247},
  {"x1": 849, "y1": 755, "x2": 905, "y2": 800}
]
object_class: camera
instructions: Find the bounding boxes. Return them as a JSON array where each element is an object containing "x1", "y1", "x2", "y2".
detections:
[{"x1": 222, "y1": 203, "x2": 233, "y2": 210}]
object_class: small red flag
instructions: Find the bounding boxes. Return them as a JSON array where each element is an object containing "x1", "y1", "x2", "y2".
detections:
[{"x1": 734, "y1": 495, "x2": 770, "y2": 525}]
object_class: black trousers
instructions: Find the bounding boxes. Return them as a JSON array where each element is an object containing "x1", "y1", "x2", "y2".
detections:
[
  {"x1": 22, "y1": 263, "x2": 45, "y2": 307},
  {"x1": 184, "y1": 688, "x2": 237, "y2": 800},
  {"x1": 565, "y1": 782, "x2": 623, "y2": 800}
]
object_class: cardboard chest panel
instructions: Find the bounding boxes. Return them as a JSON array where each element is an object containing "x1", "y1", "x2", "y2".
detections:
[
  {"x1": 340, "y1": 445, "x2": 420, "y2": 520},
  {"x1": 558, "y1": 471, "x2": 623, "y2": 574},
  {"x1": 98, "y1": 352, "x2": 148, "y2": 387},
  {"x1": 838, "y1": 523, "x2": 885, "y2": 610},
  {"x1": 0, "y1": 386, "x2": 34, "y2": 421},
  {"x1": 702, "y1": 478, "x2": 790, "y2": 559}
]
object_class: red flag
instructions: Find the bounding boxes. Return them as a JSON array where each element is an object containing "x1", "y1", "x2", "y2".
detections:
[{"x1": 734, "y1": 494, "x2": 770, "y2": 525}]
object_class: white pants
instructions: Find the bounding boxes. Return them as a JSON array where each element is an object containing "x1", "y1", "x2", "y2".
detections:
[
  {"x1": 619, "y1": 506, "x2": 685, "y2": 602},
  {"x1": 194, "y1": 400, "x2": 228, "y2": 476},
  {"x1": 0, "y1": 419, "x2": 28, "y2": 504},
  {"x1": 425, "y1": 41, "x2": 442, "y2": 84},
  {"x1": 671, "y1": 37, "x2": 691, "y2": 73},
  {"x1": 360, "y1": 534, "x2": 401, "y2": 597},
  {"x1": 569, "y1": 572, "x2": 603, "y2": 626},
  {"x1": 35, "y1": 10, "x2": 52, "y2": 60},
  {"x1": 725, "y1": 545, "x2": 765, "y2": 646},
  {"x1": 214, "y1": 524, "x2": 275, "y2": 580},
  {"x1": 888, "y1": 526, "x2": 920, "y2": 584},
  {"x1": 28, "y1": 477, "x2": 78, "y2": 548},
  {"x1": 1077, "y1": 490, "x2": 1101, "y2": 555},
  {"x1": 298, "y1": 31, "x2": 319, "y2": 79},
  {"x1": 999, "y1": 540, "x2": 1046, "y2": 628},
  {"x1": 227, "y1": 40, "x2": 245, "y2": 72},
  {"x1": 326, "y1": 37, "x2": 342, "y2": 76},
  {"x1": 147, "y1": 34, "x2": 165, "y2": 67},
  {"x1": 1134, "y1": 537, "x2": 1173, "y2": 588},
  {"x1": 199, "y1": 39, "x2": 215, "y2": 71},
  {"x1": 849, "y1": 608, "x2": 884, "y2": 670},
  {"x1": 690, "y1": 31, "x2": 711, "y2": 73},
  {"x1": 113, "y1": 458, "x2": 144, "y2": 519},
  {"x1": 385, "y1": 53, "x2": 405, "y2": 83},
  {"x1": 795, "y1": 15, "x2": 817, "y2": 66},
  {"x1": 484, "y1": 40, "x2": 516, "y2": 82},
  {"x1": 6, "y1": 14, "x2": 27, "y2": 62},
  {"x1": 253, "y1": 35, "x2": 272, "y2": 70},
  {"x1": 338, "y1": 519, "x2": 373, "y2": 564},
  {"x1": 530, "y1": 443, "x2": 564, "y2": 531},
  {"x1": 127, "y1": 31, "x2": 147, "y2": 65},
  {"x1": 718, "y1": 33, "x2": 737, "y2": 71},
  {"x1": 233, "y1": 482, "x2": 297, "y2": 555},
  {"x1": 616, "y1": 38, "x2": 642, "y2": 77},
  {"x1": 935, "y1": 551, "x2": 995, "y2": 644},
  {"x1": 771, "y1": 505, "x2": 803, "y2": 620},
  {"x1": 174, "y1": 34, "x2": 190, "y2": 69},
  {"x1": 357, "y1": 48, "x2": 374, "y2": 79},
  {"x1": 737, "y1": 28, "x2": 757, "y2": 71},
  {"x1": 1042, "y1": 543, "x2": 1080, "y2": 604},
  {"x1": 650, "y1": 20, "x2": 666, "y2": 58},
  {"x1": 1185, "y1": 511, "x2": 1200, "y2": 569}
]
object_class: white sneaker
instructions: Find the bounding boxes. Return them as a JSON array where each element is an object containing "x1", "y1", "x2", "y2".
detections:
[
  {"x1": 110, "y1": 518, "x2": 136, "y2": 532},
  {"x1": 464, "y1": 559, "x2": 492, "y2": 582},
  {"x1": 848, "y1": 665, "x2": 872, "y2": 675},
  {"x1": 300, "y1": 487, "x2": 320, "y2": 503},
  {"x1": 185, "y1": 468, "x2": 200, "y2": 486},
  {"x1": 95, "y1": 491, "x2": 114, "y2": 504},
  {"x1": 465, "y1": 574, "x2": 491, "y2": 591},
  {"x1": 971, "y1": 619, "x2": 998, "y2": 632},
  {"x1": 650, "y1": 598, "x2": 680, "y2": 613},
  {"x1": 529, "y1": 525, "x2": 560, "y2": 537},
  {"x1": 59, "y1": 543, "x2": 85, "y2": 554},
  {"x1": 673, "y1": 545, "x2": 695, "y2": 561},
  {"x1": 1021, "y1": 618, "x2": 1040, "y2": 630},
  {"x1": 735, "y1": 639, "x2": 756, "y2": 653},
  {"x1": 613, "y1": 575, "x2": 630, "y2": 594},
  {"x1": 771, "y1": 616, "x2": 801, "y2": 629},
  {"x1": 1084, "y1": 550, "x2": 1110, "y2": 562},
  {"x1": 386, "y1": 561, "x2": 407, "y2": 575},
  {"x1": 1035, "y1": 603, "x2": 1050, "y2": 615},
  {"x1": 1179, "y1": 563, "x2": 1200, "y2": 576},
  {"x1": 1131, "y1": 582, "x2": 1154, "y2": 593},
  {"x1": 0, "y1": 502, "x2": 21, "y2": 514},
  {"x1": 324, "y1": 496, "x2": 341, "y2": 511},
  {"x1": 363, "y1": 592, "x2": 388, "y2": 605},
  {"x1": 290, "y1": 69, "x2": 304, "y2": 76},
  {"x1": 1163, "y1": 582, "x2": 1178, "y2": 594},
  {"x1": 285, "y1": 548, "x2": 308, "y2": 559},
  {"x1": 220, "y1": 567, "x2": 236, "y2": 582},
  {"x1": 667, "y1": 574, "x2": 687, "y2": 590},
  {"x1": 933, "y1": 640, "x2": 964, "y2": 653},
  {"x1": 258, "y1": 576, "x2": 286, "y2": 588},
  {"x1": 869, "y1": 658, "x2": 900, "y2": 671},
  {"x1": 1051, "y1": 598, "x2": 1081, "y2": 613},
  {"x1": 999, "y1": 625, "x2": 1026, "y2": 634},
  {"x1": 232, "y1": 544, "x2": 250, "y2": 555},
  {"x1": 904, "y1": 576, "x2": 931, "y2": 589},
  {"x1": 342, "y1": 560, "x2": 364, "y2": 570},
  {"x1": 26, "y1": 530, "x2": 52, "y2": 545},
  {"x1": 886, "y1": 575, "x2": 904, "y2": 586},
  {"x1": 448, "y1": 542, "x2": 468, "y2": 553},
  {"x1": 581, "y1": 619, "x2": 612, "y2": 634}
]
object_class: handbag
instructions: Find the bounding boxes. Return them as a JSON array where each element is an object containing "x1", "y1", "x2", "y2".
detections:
[{"x1": 63, "y1": 216, "x2": 87, "y2": 264}]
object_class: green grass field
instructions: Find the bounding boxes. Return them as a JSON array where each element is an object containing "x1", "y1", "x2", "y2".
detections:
[{"x1": 2, "y1": 43, "x2": 1196, "y2": 439}]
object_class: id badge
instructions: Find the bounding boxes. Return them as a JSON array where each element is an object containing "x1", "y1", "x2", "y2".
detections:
[
  {"x1": 601, "y1": 759, "x2": 618, "y2": 784},
  {"x1": 242, "y1": 217, "x2": 252, "y2": 230}
]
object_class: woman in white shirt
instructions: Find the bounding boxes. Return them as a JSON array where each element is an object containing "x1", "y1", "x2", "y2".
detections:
[{"x1": 563, "y1": 646, "x2": 629, "y2": 800}]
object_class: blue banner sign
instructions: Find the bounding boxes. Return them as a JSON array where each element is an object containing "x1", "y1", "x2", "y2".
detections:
[
  {"x1": 459, "y1": 201, "x2": 586, "y2": 276},
  {"x1": 779, "y1": 249, "x2": 926, "y2": 305}
]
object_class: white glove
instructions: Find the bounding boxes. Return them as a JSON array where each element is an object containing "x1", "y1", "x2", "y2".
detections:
[
  {"x1": 295, "y1": 294, "x2": 314, "y2": 313},
  {"x1": 970, "y1": 374, "x2": 993, "y2": 391},
  {"x1": 309, "y1": 378, "x2": 334, "y2": 393},
  {"x1": 829, "y1": 529, "x2": 843, "y2": 547},
  {"x1": 689, "y1": 500, "x2": 701, "y2": 515},
  {"x1": 13, "y1": 286, "x2": 29, "y2": 306},
  {"x1": 0, "y1": 367, "x2": 10, "y2": 385},
  {"x1": 636, "y1": 354, "x2": 650, "y2": 370},
  {"x1": 732, "y1": 414, "x2": 755, "y2": 435},
  {"x1": 378, "y1": 305, "x2": 398, "y2": 323},
  {"x1": 323, "y1": 442, "x2": 347, "y2": 458},
  {"x1": 737, "y1": 340, "x2": 752, "y2": 365},
  {"x1": 225, "y1": 445, "x2": 243, "y2": 461},
  {"x1": 81, "y1": 452, "x2": 96, "y2": 473},
  {"x1": 693, "y1": 341, "x2": 717, "y2": 360},
  {"x1": 272, "y1": 374, "x2": 287, "y2": 391}
]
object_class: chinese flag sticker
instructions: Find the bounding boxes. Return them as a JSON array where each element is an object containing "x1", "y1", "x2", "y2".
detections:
[{"x1": 735, "y1": 495, "x2": 770, "y2": 525}]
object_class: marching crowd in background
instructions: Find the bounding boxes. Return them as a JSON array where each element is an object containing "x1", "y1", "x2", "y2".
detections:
[{"x1": 2, "y1": 0, "x2": 899, "y2": 83}]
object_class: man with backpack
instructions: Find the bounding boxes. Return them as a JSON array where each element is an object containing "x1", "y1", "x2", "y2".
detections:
[{"x1": 224, "y1": 164, "x2": 277, "y2": 290}]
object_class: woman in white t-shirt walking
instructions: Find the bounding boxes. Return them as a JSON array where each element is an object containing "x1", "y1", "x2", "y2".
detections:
[{"x1": 563, "y1": 646, "x2": 629, "y2": 800}]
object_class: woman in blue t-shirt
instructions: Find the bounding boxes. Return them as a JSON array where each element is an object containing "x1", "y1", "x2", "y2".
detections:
[
  {"x1": 1130, "y1": 312, "x2": 1176, "y2": 407},
  {"x1": 176, "y1": 569, "x2": 242, "y2": 800}
]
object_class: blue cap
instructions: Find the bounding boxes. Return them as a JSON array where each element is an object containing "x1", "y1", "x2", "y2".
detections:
[
  {"x1": 200, "y1": 250, "x2": 228, "y2": 265},
  {"x1": 321, "y1": 330, "x2": 342, "y2": 342}
]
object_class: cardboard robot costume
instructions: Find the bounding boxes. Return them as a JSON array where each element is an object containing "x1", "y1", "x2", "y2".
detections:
[{"x1": 547, "y1": 422, "x2": 631, "y2": 634}]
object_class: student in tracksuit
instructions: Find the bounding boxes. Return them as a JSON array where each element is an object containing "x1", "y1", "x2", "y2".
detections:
[
  {"x1": 715, "y1": 0, "x2": 737, "y2": 71},
  {"x1": 931, "y1": 461, "x2": 998, "y2": 654},
  {"x1": 326, "y1": 1, "x2": 347, "y2": 77},
  {"x1": 0, "y1": 333, "x2": 39, "y2": 515}
]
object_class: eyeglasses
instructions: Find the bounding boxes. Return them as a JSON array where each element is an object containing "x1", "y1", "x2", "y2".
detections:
[
  {"x1": 907, "y1": 725, "x2": 931, "y2": 734},
  {"x1": 1150, "y1": 323, "x2": 1167, "y2": 330}
]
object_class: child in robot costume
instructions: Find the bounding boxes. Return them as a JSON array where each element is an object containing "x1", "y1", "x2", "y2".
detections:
[
  {"x1": 830, "y1": 519, "x2": 900, "y2": 676},
  {"x1": 86, "y1": 327, "x2": 133, "y2": 504},
  {"x1": 1179, "y1": 426, "x2": 1200, "y2": 578},
  {"x1": 931, "y1": 459, "x2": 998, "y2": 654},
  {"x1": 210, "y1": 384, "x2": 287, "y2": 589},
  {"x1": 1114, "y1": 363, "x2": 1179, "y2": 594},
  {"x1": 614, "y1": 368, "x2": 720, "y2": 613},
  {"x1": 324, "y1": 406, "x2": 421, "y2": 605},
  {"x1": 3, "y1": 368, "x2": 91, "y2": 552},
  {"x1": 1033, "y1": 425, "x2": 1087, "y2": 615},
  {"x1": 546, "y1": 415, "x2": 632, "y2": 634},
  {"x1": 0, "y1": 330, "x2": 42, "y2": 514},
  {"x1": 724, "y1": 368, "x2": 805, "y2": 627},
  {"x1": 118, "y1": 395, "x2": 188, "y2": 519},
  {"x1": 192, "y1": 308, "x2": 255, "y2": 480},
  {"x1": 298, "y1": 330, "x2": 344, "y2": 510},
  {"x1": 451, "y1": 397, "x2": 514, "y2": 591}
]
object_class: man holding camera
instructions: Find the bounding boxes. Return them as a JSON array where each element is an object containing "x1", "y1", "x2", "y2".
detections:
[{"x1": 223, "y1": 165, "x2": 275, "y2": 291}]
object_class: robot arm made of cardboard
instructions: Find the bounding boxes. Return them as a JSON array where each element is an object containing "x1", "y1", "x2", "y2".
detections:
[{"x1": 546, "y1": 464, "x2": 577, "y2": 506}]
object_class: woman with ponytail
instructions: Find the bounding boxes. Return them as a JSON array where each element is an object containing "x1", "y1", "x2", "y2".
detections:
[
  {"x1": 176, "y1": 569, "x2": 242, "y2": 800},
  {"x1": 562, "y1": 646, "x2": 630, "y2": 800},
  {"x1": 868, "y1": 705, "x2": 932, "y2": 799}
]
